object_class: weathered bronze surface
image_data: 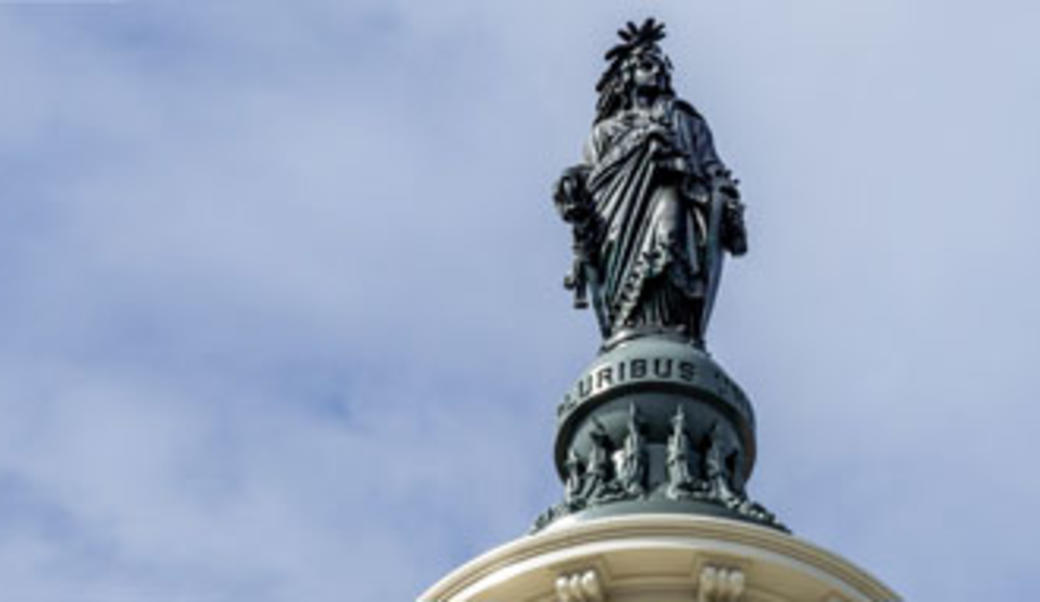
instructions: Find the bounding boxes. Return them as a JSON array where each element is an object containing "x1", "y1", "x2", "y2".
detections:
[
  {"x1": 554, "y1": 18, "x2": 746, "y2": 349},
  {"x1": 538, "y1": 19, "x2": 781, "y2": 532}
]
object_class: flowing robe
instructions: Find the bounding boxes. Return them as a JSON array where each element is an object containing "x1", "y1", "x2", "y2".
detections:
[{"x1": 583, "y1": 97, "x2": 726, "y2": 341}]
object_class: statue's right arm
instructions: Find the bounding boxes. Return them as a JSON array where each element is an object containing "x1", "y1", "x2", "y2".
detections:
[
  {"x1": 553, "y1": 164, "x2": 591, "y2": 223},
  {"x1": 582, "y1": 124, "x2": 604, "y2": 166},
  {"x1": 552, "y1": 127, "x2": 601, "y2": 223}
]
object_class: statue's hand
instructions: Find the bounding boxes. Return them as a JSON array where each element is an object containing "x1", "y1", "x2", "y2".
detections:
[
  {"x1": 644, "y1": 125, "x2": 680, "y2": 157},
  {"x1": 710, "y1": 166, "x2": 740, "y2": 200}
]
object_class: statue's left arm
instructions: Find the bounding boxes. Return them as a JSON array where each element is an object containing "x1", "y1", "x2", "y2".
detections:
[{"x1": 673, "y1": 101, "x2": 747, "y2": 256}]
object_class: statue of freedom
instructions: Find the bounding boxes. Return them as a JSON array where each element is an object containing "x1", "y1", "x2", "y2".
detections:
[{"x1": 554, "y1": 19, "x2": 747, "y2": 349}]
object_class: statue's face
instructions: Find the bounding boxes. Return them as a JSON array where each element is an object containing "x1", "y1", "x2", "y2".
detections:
[{"x1": 631, "y1": 48, "x2": 668, "y2": 92}]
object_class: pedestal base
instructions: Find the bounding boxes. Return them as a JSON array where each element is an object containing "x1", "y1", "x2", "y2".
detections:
[{"x1": 543, "y1": 337, "x2": 780, "y2": 531}]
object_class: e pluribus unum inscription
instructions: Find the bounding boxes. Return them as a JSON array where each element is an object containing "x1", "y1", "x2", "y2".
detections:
[{"x1": 558, "y1": 354, "x2": 748, "y2": 418}]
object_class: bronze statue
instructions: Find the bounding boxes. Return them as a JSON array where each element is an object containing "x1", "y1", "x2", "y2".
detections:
[
  {"x1": 554, "y1": 19, "x2": 746, "y2": 348},
  {"x1": 535, "y1": 19, "x2": 783, "y2": 534}
]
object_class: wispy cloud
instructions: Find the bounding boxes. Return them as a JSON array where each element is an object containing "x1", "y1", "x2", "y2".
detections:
[{"x1": 0, "y1": 2, "x2": 1038, "y2": 600}]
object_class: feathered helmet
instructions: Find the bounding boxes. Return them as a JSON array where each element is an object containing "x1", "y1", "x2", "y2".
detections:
[{"x1": 595, "y1": 18, "x2": 675, "y2": 122}]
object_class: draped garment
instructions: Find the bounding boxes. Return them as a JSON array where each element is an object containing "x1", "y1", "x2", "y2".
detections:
[{"x1": 584, "y1": 98, "x2": 724, "y2": 340}]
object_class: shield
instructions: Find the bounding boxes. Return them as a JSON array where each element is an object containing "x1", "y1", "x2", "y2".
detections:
[{"x1": 698, "y1": 187, "x2": 728, "y2": 341}]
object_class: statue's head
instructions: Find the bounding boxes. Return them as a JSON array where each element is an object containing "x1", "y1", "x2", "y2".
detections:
[{"x1": 596, "y1": 18, "x2": 675, "y2": 122}]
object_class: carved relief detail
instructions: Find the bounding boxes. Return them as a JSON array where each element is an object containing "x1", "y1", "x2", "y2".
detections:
[
  {"x1": 533, "y1": 405, "x2": 783, "y2": 532},
  {"x1": 697, "y1": 565, "x2": 745, "y2": 602},
  {"x1": 555, "y1": 568, "x2": 604, "y2": 602}
]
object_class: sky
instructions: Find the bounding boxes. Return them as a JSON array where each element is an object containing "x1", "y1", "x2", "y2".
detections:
[{"x1": 1, "y1": 1, "x2": 1038, "y2": 600}]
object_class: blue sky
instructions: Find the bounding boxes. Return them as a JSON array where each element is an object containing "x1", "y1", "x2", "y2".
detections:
[{"x1": 1, "y1": 1, "x2": 1038, "y2": 600}]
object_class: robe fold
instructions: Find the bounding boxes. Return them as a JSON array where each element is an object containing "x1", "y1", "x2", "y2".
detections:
[{"x1": 583, "y1": 98, "x2": 725, "y2": 340}]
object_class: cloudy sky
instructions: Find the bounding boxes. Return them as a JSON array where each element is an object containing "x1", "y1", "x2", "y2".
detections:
[{"x1": 1, "y1": 1, "x2": 1038, "y2": 600}]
